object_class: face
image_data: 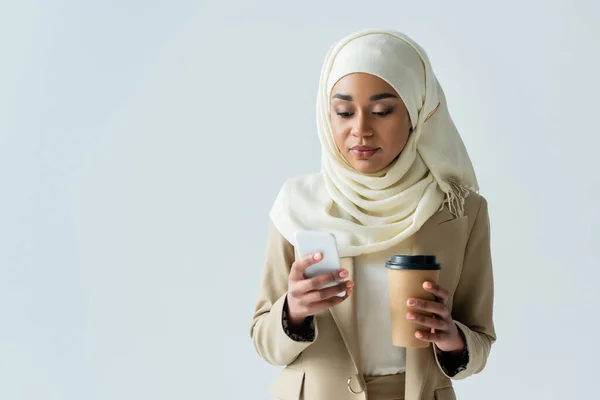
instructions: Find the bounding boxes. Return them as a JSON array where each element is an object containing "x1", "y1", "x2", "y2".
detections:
[{"x1": 329, "y1": 73, "x2": 412, "y2": 174}]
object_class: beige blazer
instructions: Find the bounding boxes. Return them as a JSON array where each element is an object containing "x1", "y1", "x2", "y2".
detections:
[{"x1": 250, "y1": 193, "x2": 496, "y2": 400}]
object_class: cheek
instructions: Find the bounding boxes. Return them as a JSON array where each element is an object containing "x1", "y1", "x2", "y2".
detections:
[
  {"x1": 393, "y1": 129, "x2": 410, "y2": 148},
  {"x1": 330, "y1": 118, "x2": 349, "y2": 149},
  {"x1": 380, "y1": 119, "x2": 410, "y2": 151},
  {"x1": 332, "y1": 130, "x2": 347, "y2": 151}
]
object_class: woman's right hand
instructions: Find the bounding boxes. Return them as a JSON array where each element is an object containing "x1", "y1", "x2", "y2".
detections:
[{"x1": 286, "y1": 252, "x2": 354, "y2": 328}]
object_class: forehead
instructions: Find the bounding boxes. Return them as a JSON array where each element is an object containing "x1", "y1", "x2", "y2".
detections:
[{"x1": 330, "y1": 72, "x2": 398, "y2": 97}]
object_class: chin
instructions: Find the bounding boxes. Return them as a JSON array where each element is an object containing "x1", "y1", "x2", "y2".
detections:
[{"x1": 352, "y1": 162, "x2": 384, "y2": 174}]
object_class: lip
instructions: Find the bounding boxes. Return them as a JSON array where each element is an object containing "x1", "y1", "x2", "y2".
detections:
[
  {"x1": 350, "y1": 145, "x2": 378, "y2": 151},
  {"x1": 350, "y1": 146, "x2": 379, "y2": 159}
]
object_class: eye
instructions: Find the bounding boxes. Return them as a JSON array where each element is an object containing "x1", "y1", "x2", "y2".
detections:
[
  {"x1": 336, "y1": 112, "x2": 354, "y2": 118},
  {"x1": 373, "y1": 108, "x2": 394, "y2": 116}
]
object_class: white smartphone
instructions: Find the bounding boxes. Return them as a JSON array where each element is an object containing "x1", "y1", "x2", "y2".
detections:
[{"x1": 294, "y1": 230, "x2": 346, "y2": 297}]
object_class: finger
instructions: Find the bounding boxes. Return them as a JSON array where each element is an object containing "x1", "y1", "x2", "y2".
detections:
[
  {"x1": 308, "y1": 287, "x2": 353, "y2": 315},
  {"x1": 301, "y1": 268, "x2": 348, "y2": 292},
  {"x1": 289, "y1": 253, "x2": 323, "y2": 282},
  {"x1": 406, "y1": 312, "x2": 448, "y2": 330},
  {"x1": 414, "y1": 330, "x2": 448, "y2": 343},
  {"x1": 422, "y1": 281, "x2": 449, "y2": 304},
  {"x1": 292, "y1": 268, "x2": 347, "y2": 294},
  {"x1": 407, "y1": 298, "x2": 449, "y2": 319},
  {"x1": 304, "y1": 280, "x2": 354, "y2": 304}
]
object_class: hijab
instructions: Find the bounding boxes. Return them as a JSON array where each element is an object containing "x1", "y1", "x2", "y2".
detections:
[{"x1": 270, "y1": 29, "x2": 478, "y2": 258}]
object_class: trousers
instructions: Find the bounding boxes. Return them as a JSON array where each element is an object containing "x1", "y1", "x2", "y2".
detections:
[{"x1": 364, "y1": 373, "x2": 405, "y2": 400}]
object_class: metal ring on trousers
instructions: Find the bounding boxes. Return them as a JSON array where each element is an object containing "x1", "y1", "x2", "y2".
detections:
[{"x1": 347, "y1": 375, "x2": 364, "y2": 394}]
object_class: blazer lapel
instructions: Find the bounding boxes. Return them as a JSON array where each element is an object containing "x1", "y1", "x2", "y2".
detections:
[
  {"x1": 405, "y1": 346, "x2": 432, "y2": 400},
  {"x1": 329, "y1": 256, "x2": 363, "y2": 375}
]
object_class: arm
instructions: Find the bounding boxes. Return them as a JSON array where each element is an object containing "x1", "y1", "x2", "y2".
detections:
[
  {"x1": 249, "y1": 220, "x2": 318, "y2": 366},
  {"x1": 282, "y1": 297, "x2": 316, "y2": 342},
  {"x1": 434, "y1": 195, "x2": 497, "y2": 379},
  {"x1": 435, "y1": 328, "x2": 469, "y2": 377}
]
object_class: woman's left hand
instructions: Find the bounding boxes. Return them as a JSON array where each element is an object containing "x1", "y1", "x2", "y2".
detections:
[{"x1": 406, "y1": 281, "x2": 465, "y2": 353}]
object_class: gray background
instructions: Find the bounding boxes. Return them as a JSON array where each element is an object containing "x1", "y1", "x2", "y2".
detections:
[{"x1": 1, "y1": 0, "x2": 599, "y2": 399}]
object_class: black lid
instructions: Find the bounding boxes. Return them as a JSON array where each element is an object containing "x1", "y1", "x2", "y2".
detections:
[{"x1": 385, "y1": 255, "x2": 441, "y2": 270}]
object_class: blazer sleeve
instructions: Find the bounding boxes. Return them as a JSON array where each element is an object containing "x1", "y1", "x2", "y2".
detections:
[
  {"x1": 249, "y1": 220, "x2": 318, "y2": 366},
  {"x1": 434, "y1": 195, "x2": 497, "y2": 380}
]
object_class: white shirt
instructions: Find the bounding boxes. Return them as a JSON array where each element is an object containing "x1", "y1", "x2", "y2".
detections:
[{"x1": 354, "y1": 246, "x2": 409, "y2": 376}]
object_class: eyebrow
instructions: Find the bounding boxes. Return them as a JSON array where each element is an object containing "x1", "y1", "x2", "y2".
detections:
[{"x1": 332, "y1": 93, "x2": 398, "y2": 101}]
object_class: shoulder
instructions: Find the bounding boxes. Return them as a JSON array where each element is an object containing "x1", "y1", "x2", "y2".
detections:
[
  {"x1": 463, "y1": 191, "x2": 491, "y2": 239},
  {"x1": 430, "y1": 190, "x2": 488, "y2": 231},
  {"x1": 464, "y1": 191, "x2": 488, "y2": 218},
  {"x1": 266, "y1": 218, "x2": 296, "y2": 259},
  {"x1": 269, "y1": 172, "x2": 328, "y2": 246},
  {"x1": 428, "y1": 190, "x2": 487, "y2": 227},
  {"x1": 273, "y1": 172, "x2": 327, "y2": 205},
  {"x1": 464, "y1": 191, "x2": 491, "y2": 220},
  {"x1": 427, "y1": 190, "x2": 489, "y2": 244},
  {"x1": 278, "y1": 172, "x2": 325, "y2": 193}
]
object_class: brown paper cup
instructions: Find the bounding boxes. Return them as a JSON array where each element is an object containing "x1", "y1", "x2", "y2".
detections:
[{"x1": 386, "y1": 255, "x2": 441, "y2": 348}]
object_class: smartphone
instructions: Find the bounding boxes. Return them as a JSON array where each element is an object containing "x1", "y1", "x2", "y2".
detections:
[{"x1": 294, "y1": 230, "x2": 346, "y2": 297}]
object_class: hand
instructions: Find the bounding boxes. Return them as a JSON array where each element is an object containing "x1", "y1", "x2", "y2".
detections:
[
  {"x1": 287, "y1": 252, "x2": 354, "y2": 327},
  {"x1": 406, "y1": 281, "x2": 465, "y2": 353}
]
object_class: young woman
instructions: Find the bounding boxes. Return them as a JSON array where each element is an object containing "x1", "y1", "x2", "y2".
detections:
[{"x1": 250, "y1": 29, "x2": 496, "y2": 400}]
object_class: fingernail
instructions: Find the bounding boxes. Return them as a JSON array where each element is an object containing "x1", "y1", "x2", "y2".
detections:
[
  {"x1": 346, "y1": 281, "x2": 354, "y2": 288},
  {"x1": 313, "y1": 252, "x2": 322, "y2": 261},
  {"x1": 407, "y1": 299, "x2": 416, "y2": 306},
  {"x1": 424, "y1": 282, "x2": 432, "y2": 289},
  {"x1": 407, "y1": 313, "x2": 415, "y2": 320},
  {"x1": 415, "y1": 331, "x2": 423, "y2": 338},
  {"x1": 339, "y1": 270, "x2": 348, "y2": 278}
]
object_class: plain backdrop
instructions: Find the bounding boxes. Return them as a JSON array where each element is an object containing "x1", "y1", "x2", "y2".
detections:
[{"x1": 1, "y1": 0, "x2": 599, "y2": 399}]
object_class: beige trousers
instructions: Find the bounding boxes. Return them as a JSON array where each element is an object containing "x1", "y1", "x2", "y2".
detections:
[{"x1": 364, "y1": 373, "x2": 405, "y2": 400}]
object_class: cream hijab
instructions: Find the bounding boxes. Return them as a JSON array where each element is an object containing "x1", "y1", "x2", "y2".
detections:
[{"x1": 270, "y1": 29, "x2": 478, "y2": 257}]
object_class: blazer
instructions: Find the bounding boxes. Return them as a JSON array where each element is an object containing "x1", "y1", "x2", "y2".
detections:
[{"x1": 250, "y1": 192, "x2": 496, "y2": 400}]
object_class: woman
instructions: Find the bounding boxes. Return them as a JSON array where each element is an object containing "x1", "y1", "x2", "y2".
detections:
[{"x1": 250, "y1": 29, "x2": 496, "y2": 400}]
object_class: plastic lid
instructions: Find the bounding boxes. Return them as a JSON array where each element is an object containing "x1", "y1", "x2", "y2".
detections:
[{"x1": 385, "y1": 255, "x2": 441, "y2": 270}]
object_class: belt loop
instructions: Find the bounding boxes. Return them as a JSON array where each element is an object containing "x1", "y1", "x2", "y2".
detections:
[{"x1": 347, "y1": 374, "x2": 365, "y2": 395}]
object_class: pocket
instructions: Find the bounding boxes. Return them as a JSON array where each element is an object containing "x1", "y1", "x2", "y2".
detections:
[
  {"x1": 434, "y1": 386, "x2": 456, "y2": 400},
  {"x1": 269, "y1": 367, "x2": 305, "y2": 400}
]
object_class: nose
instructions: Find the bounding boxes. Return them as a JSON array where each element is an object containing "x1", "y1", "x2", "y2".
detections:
[{"x1": 350, "y1": 112, "x2": 374, "y2": 138}]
